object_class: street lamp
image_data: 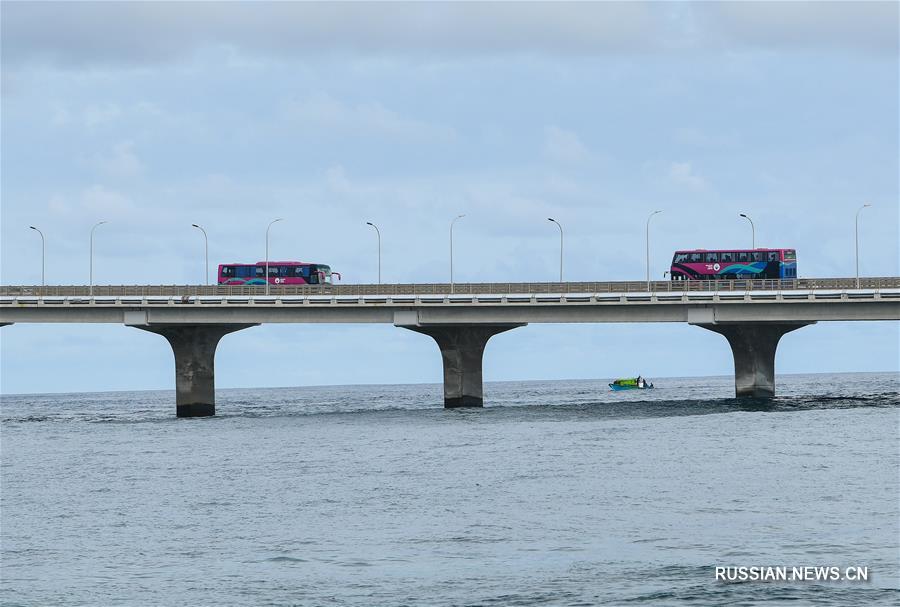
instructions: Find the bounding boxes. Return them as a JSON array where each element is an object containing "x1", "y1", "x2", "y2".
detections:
[
  {"x1": 547, "y1": 218, "x2": 563, "y2": 283},
  {"x1": 366, "y1": 222, "x2": 381, "y2": 284},
  {"x1": 739, "y1": 213, "x2": 755, "y2": 249},
  {"x1": 265, "y1": 218, "x2": 284, "y2": 295},
  {"x1": 191, "y1": 223, "x2": 209, "y2": 286},
  {"x1": 646, "y1": 210, "x2": 662, "y2": 290},
  {"x1": 29, "y1": 226, "x2": 45, "y2": 288},
  {"x1": 855, "y1": 203, "x2": 872, "y2": 289},
  {"x1": 89, "y1": 220, "x2": 108, "y2": 297},
  {"x1": 450, "y1": 214, "x2": 465, "y2": 293}
]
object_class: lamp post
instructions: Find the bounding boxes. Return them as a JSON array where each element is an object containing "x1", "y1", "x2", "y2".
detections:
[
  {"x1": 29, "y1": 226, "x2": 45, "y2": 288},
  {"x1": 265, "y1": 218, "x2": 284, "y2": 295},
  {"x1": 450, "y1": 214, "x2": 465, "y2": 293},
  {"x1": 366, "y1": 222, "x2": 381, "y2": 284},
  {"x1": 739, "y1": 213, "x2": 755, "y2": 249},
  {"x1": 191, "y1": 223, "x2": 209, "y2": 286},
  {"x1": 855, "y1": 203, "x2": 872, "y2": 289},
  {"x1": 646, "y1": 210, "x2": 662, "y2": 290},
  {"x1": 547, "y1": 218, "x2": 563, "y2": 283},
  {"x1": 89, "y1": 220, "x2": 108, "y2": 297}
]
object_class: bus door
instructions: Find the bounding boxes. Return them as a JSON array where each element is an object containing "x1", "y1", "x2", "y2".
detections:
[{"x1": 765, "y1": 250, "x2": 780, "y2": 279}]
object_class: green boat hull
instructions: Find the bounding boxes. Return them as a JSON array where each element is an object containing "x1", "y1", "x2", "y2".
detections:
[
  {"x1": 609, "y1": 383, "x2": 653, "y2": 391},
  {"x1": 609, "y1": 378, "x2": 654, "y2": 390}
]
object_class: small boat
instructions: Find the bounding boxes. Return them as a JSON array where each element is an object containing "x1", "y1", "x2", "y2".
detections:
[{"x1": 609, "y1": 376, "x2": 654, "y2": 390}]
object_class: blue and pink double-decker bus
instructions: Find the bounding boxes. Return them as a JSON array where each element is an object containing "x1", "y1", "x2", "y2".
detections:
[
  {"x1": 670, "y1": 248, "x2": 797, "y2": 280},
  {"x1": 217, "y1": 261, "x2": 339, "y2": 286}
]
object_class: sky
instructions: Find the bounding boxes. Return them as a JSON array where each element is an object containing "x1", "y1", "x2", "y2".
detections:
[{"x1": 1, "y1": 1, "x2": 898, "y2": 394}]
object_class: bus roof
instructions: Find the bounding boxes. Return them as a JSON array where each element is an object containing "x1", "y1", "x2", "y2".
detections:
[
  {"x1": 673, "y1": 248, "x2": 794, "y2": 253},
  {"x1": 218, "y1": 261, "x2": 315, "y2": 266}
]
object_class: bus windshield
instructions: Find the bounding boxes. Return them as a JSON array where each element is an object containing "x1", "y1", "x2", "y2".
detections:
[{"x1": 312, "y1": 265, "x2": 332, "y2": 284}]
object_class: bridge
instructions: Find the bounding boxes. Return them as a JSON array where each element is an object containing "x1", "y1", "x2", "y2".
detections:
[{"x1": 2, "y1": 277, "x2": 898, "y2": 417}]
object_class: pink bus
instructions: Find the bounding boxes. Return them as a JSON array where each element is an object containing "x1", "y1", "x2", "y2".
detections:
[
  {"x1": 670, "y1": 248, "x2": 797, "y2": 280},
  {"x1": 217, "y1": 261, "x2": 339, "y2": 286}
]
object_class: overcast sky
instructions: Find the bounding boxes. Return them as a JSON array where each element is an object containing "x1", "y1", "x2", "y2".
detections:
[{"x1": 2, "y1": 1, "x2": 898, "y2": 394}]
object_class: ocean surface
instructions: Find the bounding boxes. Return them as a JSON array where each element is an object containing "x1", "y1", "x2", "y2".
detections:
[{"x1": 2, "y1": 373, "x2": 898, "y2": 606}]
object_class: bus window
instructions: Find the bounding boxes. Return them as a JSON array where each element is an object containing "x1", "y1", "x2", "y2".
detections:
[
  {"x1": 673, "y1": 253, "x2": 689, "y2": 263},
  {"x1": 221, "y1": 266, "x2": 235, "y2": 277},
  {"x1": 689, "y1": 252, "x2": 703, "y2": 263},
  {"x1": 720, "y1": 252, "x2": 734, "y2": 262},
  {"x1": 737, "y1": 252, "x2": 749, "y2": 262},
  {"x1": 767, "y1": 251, "x2": 779, "y2": 262},
  {"x1": 255, "y1": 266, "x2": 265, "y2": 278},
  {"x1": 705, "y1": 252, "x2": 719, "y2": 263},
  {"x1": 784, "y1": 250, "x2": 797, "y2": 261},
  {"x1": 752, "y1": 251, "x2": 764, "y2": 262}
]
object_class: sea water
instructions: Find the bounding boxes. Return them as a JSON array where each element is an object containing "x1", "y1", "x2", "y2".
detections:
[{"x1": 2, "y1": 373, "x2": 898, "y2": 605}]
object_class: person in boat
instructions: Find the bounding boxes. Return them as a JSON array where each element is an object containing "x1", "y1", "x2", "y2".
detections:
[{"x1": 637, "y1": 375, "x2": 644, "y2": 388}]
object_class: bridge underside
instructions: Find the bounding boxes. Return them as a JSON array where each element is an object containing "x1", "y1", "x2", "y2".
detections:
[
  {"x1": 132, "y1": 320, "x2": 815, "y2": 410},
  {"x1": 1, "y1": 308, "x2": 880, "y2": 413}
]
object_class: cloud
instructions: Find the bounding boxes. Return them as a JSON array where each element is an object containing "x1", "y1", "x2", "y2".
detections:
[
  {"x1": 692, "y1": 2, "x2": 898, "y2": 54},
  {"x1": 50, "y1": 102, "x2": 70, "y2": 126},
  {"x1": 43, "y1": 186, "x2": 137, "y2": 222},
  {"x1": 46, "y1": 101, "x2": 166, "y2": 131},
  {"x1": 83, "y1": 103, "x2": 123, "y2": 128},
  {"x1": 3, "y1": 2, "x2": 893, "y2": 70},
  {"x1": 667, "y1": 161, "x2": 708, "y2": 192},
  {"x1": 544, "y1": 126, "x2": 590, "y2": 164},
  {"x1": 80, "y1": 185, "x2": 137, "y2": 218},
  {"x1": 89, "y1": 142, "x2": 144, "y2": 179},
  {"x1": 284, "y1": 93, "x2": 456, "y2": 142},
  {"x1": 0, "y1": 3, "x2": 658, "y2": 68},
  {"x1": 672, "y1": 127, "x2": 739, "y2": 149}
]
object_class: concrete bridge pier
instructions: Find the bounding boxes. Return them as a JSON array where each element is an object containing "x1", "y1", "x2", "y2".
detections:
[
  {"x1": 406, "y1": 324, "x2": 523, "y2": 407},
  {"x1": 699, "y1": 323, "x2": 811, "y2": 397},
  {"x1": 134, "y1": 324, "x2": 255, "y2": 417}
]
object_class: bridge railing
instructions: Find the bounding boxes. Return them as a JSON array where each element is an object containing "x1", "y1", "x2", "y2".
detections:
[{"x1": 2, "y1": 277, "x2": 898, "y2": 297}]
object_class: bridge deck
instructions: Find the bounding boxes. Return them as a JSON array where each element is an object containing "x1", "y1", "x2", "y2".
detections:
[{"x1": 2, "y1": 289, "x2": 898, "y2": 307}]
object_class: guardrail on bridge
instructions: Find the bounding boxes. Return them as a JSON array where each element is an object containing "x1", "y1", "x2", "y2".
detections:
[{"x1": 1, "y1": 277, "x2": 899, "y2": 298}]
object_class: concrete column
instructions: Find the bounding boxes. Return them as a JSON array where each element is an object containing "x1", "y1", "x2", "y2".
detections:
[
  {"x1": 136, "y1": 324, "x2": 254, "y2": 417},
  {"x1": 406, "y1": 324, "x2": 522, "y2": 407},
  {"x1": 699, "y1": 323, "x2": 810, "y2": 397}
]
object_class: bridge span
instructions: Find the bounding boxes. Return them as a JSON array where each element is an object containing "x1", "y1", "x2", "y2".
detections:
[{"x1": 2, "y1": 277, "x2": 898, "y2": 417}]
